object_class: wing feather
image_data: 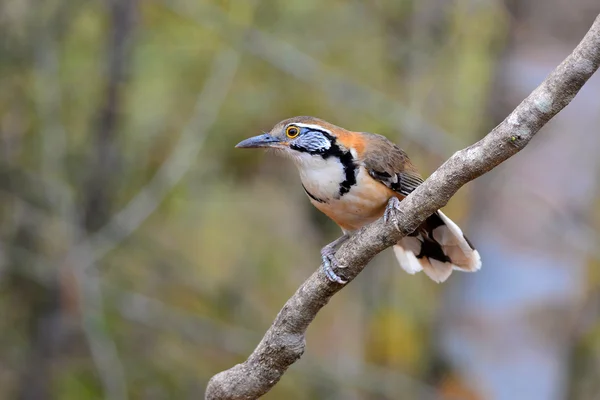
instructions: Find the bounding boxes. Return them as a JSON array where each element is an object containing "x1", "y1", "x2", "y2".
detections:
[{"x1": 361, "y1": 133, "x2": 424, "y2": 196}]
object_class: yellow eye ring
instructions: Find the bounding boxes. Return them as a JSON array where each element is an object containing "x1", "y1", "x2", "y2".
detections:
[{"x1": 286, "y1": 126, "x2": 300, "y2": 138}]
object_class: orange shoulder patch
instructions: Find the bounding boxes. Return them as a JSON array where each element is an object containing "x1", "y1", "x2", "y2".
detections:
[{"x1": 336, "y1": 131, "x2": 366, "y2": 156}]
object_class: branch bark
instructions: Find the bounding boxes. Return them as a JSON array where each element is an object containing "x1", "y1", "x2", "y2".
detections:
[{"x1": 205, "y1": 15, "x2": 600, "y2": 400}]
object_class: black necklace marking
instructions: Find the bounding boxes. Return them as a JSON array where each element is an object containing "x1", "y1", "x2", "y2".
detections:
[
  {"x1": 290, "y1": 128, "x2": 358, "y2": 198},
  {"x1": 319, "y1": 131, "x2": 357, "y2": 197},
  {"x1": 336, "y1": 149, "x2": 357, "y2": 197},
  {"x1": 302, "y1": 184, "x2": 326, "y2": 203}
]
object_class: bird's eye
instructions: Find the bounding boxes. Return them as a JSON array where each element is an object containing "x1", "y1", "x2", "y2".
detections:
[{"x1": 286, "y1": 126, "x2": 300, "y2": 138}]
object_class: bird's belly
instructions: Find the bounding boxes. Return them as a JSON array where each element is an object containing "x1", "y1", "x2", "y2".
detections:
[{"x1": 310, "y1": 171, "x2": 399, "y2": 232}]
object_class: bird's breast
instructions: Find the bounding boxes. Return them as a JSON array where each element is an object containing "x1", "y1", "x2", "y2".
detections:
[
  {"x1": 301, "y1": 164, "x2": 399, "y2": 232},
  {"x1": 297, "y1": 155, "x2": 346, "y2": 202}
]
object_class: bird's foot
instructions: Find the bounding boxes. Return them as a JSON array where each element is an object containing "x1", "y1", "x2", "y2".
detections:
[
  {"x1": 320, "y1": 236, "x2": 349, "y2": 284},
  {"x1": 383, "y1": 197, "x2": 402, "y2": 231}
]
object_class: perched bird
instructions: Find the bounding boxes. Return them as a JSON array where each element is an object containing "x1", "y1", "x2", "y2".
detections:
[{"x1": 236, "y1": 116, "x2": 481, "y2": 284}]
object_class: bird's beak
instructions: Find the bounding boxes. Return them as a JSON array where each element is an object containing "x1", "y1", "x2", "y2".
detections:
[{"x1": 235, "y1": 133, "x2": 282, "y2": 149}]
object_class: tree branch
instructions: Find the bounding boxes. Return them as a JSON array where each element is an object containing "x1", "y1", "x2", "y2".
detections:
[{"x1": 206, "y1": 15, "x2": 600, "y2": 400}]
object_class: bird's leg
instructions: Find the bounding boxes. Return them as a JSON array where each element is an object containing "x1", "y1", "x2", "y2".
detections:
[
  {"x1": 320, "y1": 233, "x2": 351, "y2": 284},
  {"x1": 383, "y1": 196, "x2": 403, "y2": 231}
]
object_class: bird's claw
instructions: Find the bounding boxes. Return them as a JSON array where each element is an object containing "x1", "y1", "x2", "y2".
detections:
[
  {"x1": 384, "y1": 197, "x2": 402, "y2": 231},
  {"x1": 321, "y1": 251, "x2": 347, "y2": 284}
]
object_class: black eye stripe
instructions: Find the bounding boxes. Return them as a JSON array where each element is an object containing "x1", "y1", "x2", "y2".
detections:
[
  {"x1": 289, "y1": 130, "x2": 330, "y2": 154},
  {"x1": 287, "y1": 129, "x2": 357, "y2": 197}
]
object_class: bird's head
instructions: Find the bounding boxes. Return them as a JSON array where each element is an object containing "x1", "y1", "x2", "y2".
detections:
[{"x1": 235, "y1": 116, "x2": 347, "y2": 164}]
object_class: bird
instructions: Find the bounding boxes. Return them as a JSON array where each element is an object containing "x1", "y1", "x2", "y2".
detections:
[{"x1": 236, "y1": 116, "x2": 481, "y2": 284}]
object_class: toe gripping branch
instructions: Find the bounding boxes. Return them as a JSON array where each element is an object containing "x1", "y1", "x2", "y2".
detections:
[
  {"x1": 320, "y1": 234, "x2": 350, "y2": 284},
  {"x1": 383, "y1": 196, "x2": 402, "y2": 231},
  {"x1": 320, "y1": 198, "x2": 403, "y2": 284},
  {"x1": 321, "y1": 253, "x2": 346, "y2": 284}
]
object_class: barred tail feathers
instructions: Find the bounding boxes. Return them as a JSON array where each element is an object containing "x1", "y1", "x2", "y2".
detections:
[{"x1": 393, "y1": 211, "x2": 481, "y2": 283}]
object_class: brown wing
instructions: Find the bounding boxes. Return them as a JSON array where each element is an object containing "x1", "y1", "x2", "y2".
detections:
[{"x1": 361, "y1": 132, "x2": 424, "y2": 196}]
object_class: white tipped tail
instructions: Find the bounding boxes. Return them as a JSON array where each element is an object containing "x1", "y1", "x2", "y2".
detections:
[{"x1": 393, "y1": 211, "x2": 481, "y2": 283}]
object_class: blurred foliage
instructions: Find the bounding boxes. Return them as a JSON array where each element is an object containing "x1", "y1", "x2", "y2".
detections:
[{"x1": 1, "y1": 0, "x2": 598, "y2": 399}]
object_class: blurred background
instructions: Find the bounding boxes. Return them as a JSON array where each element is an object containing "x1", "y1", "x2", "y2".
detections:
[{"x1": 1, "y1": 0, "x2": 600, "y2": 399}]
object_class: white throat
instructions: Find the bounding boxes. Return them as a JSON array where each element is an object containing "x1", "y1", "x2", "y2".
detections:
[{"x1": 294, "y1": 153, "x2": 345, "y2": 201}]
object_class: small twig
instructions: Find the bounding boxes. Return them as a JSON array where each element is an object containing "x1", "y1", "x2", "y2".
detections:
[
  {"x1": 67, "y1": 48, "x2": 238, "y2": 400},
  {"x1": 63, "y1": 49, "x2": 239, "y2": 270},
  {"x1": 81, "y1": 50, "x2": 236, "y2": 263},
  {"x1": 4, "y1": 237, "x2": 444, "y2": 398},
  {"x1": 205, "y1": 15, "x2": 600, "y2": 400},
  {"x1": 163, "y1": 0, "x2": 458, "y2": 156},
  {"x1": 73, "y1": 244, "x2": 129, "y2": 400}
]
